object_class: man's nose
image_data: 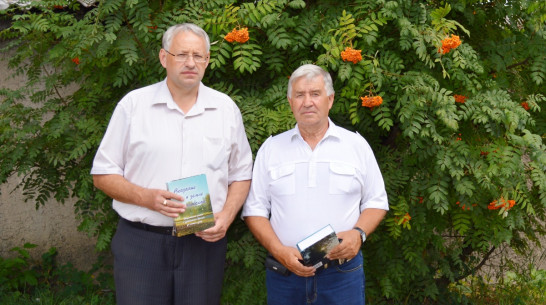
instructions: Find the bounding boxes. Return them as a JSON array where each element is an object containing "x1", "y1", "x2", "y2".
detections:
[
  {"x1": 184, "y1": 56, "x2": 197, "y2": 67},
  {"x1": 302, "y1": 95, "x2": 313, "y2": 106}
]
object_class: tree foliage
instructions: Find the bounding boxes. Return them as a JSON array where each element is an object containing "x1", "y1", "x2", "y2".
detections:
[{"x1": 1, "y1": 0, "x2": 545, "y2": 303}]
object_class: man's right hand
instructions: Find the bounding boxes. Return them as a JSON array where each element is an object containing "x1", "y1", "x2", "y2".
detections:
[
  {"x1": 148, "y1": 189, "x2": 186, "y2": 218},
  {"x1": 273, "y1": 246, "x2": 316, "y2": 277},
  {"x1": 244, "y1": 216, "x2": 315, "y2": 277},
  {"x1": 93, "y1": 174, "x2": 185, "y2": 218}
]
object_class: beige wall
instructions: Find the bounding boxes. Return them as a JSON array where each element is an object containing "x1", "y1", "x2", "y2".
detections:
[
  {"x1": 0, "y1": 42, "x2": 98, "y2": 270},
  {"x1": 0, "y1": 176, "x2": 98, "y2": 270}
]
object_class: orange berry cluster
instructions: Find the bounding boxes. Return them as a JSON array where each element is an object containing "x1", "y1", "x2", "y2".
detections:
[
  {"x1": 454, "y1": 94, "x2": 467, "y2": 103},
  {"x1": 224, "y1": 27, "x2": 249, "y2": 43},
  {"x1": 361, "y1": 95, "x2": 383, "y2": 108},
  {"x1": 487, "y1": 198, "x2": 516, "y2": 210},
  {"x1": 401, "y1": 213, "x2": 411, "y2": 224},
  {"x1": 438, "y1": 34, "x2": 461, "y2": 54},
  {"x1": 72, "y1": 57, "x2": 80, "y2": 65},
  {"x1": 341, "y1": 47, "x2": 362, "y2": 64},
  {"x1": 456, "y1": 201, "x2": 477, "y2": 211},
  {"x1": 456, "y1": 133, "x2": 462, "y2": 141},
  {"x1": 521, "y1": 102, "x2": 530, "y2": 110},
  {"x1": 394, "y1": 213, "x2": 411, "y2": 225}
]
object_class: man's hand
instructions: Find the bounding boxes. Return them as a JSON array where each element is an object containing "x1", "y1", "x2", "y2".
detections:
[
  {"x1": 195, "y1": 209, "x2": 234, "y2": 242},
  {"x1": 326, "y1": 229, "x2": 361, "y2": 261},
  {"x1": 148, "y1": 189, "x2": 186, "y2": 218},
  {"x1": 244, "y1": 216, "x2": 315, "y2": 276},
  {"x1": 196, "y1": 180, "x2": 250, "y2": 242},
  {"x1": 93, "y1": 174, "x2": 185, "y2": 218},
  {"x1": 273, "y1": 246, "x2": 316, "y2": 277}
]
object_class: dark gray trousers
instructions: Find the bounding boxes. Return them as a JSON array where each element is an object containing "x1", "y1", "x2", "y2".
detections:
[{"x1": 112, "y1": 218, "x2": 227, "y2": 305}]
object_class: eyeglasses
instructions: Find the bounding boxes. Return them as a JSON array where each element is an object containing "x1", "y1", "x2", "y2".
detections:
[{"x1": 164, "y1": 49, "x2": 208, "y2": 63}]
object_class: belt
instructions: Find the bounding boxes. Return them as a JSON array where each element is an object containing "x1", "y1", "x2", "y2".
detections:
[{"x1": 122, "y1": 218, "x2": 174, "y2": 235}]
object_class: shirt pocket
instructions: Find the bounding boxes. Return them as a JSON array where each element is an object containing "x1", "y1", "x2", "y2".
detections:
[
  {"x1": 269, "y1": 164, "x2": 296, "y2": 195},
  {"x1": 329, "y1": 162, "x2": 357, "y2": 194},
  {"x1": 204, "y1": 137, "x2": 227, "y2": 170}
]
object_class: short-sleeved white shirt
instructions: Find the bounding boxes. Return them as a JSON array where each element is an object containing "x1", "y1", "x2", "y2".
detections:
[
  {"x1": 91, "y1": 79, "x2": 253, "y2": 226},
  {"x1": 242, "y1": 119, "x2": 389, "y2": 248}
]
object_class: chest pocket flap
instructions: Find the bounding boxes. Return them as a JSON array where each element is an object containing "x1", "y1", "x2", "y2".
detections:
[
  {"x1": 330, "y1": 162, "x2": 356, "y2": 176},
  {"x1": 269, "y1": 164, "x2": 296, "y2": 195},
  {"x1": 329, "y1": 162, "x2": 357, "y2": 194},
  {"x1": 269, "y1": 164, "x2": 296, "y2": 180}
]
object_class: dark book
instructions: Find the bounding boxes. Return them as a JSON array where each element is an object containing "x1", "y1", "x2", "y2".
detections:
[
  {"x1": 296, "y1": 224, "x2": 340, "y2": 269},
  {"x1": 166, "y1": 174, "x2": 215, "y2": 237}
]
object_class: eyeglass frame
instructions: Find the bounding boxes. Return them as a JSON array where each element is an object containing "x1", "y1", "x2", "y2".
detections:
[{"x1": 163, "y1": 49, "x2": 209, "y2": 63}]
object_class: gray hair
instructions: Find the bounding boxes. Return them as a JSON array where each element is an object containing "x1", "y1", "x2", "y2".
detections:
[
  {"x1": 287, "y1": 64, "x2": 335, "y2": 98},
  {"x1": 162, "y1": 23, "x2": 210, "y2": 53}
]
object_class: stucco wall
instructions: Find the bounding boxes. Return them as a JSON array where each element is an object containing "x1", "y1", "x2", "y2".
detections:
[
  {"x1": 0, "y1": 176, "x2": 98, "y2": 270},
  {"x1": 0, "y1": 41, "x2": 98, "y2": 270}
]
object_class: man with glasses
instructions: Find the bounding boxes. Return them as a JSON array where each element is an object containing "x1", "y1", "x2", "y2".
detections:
[{"x1": 91, "y1": 23, "x2": 253, "y2": 305}]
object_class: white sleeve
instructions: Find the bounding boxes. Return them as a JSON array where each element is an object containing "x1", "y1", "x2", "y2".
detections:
[
  {"x1": 227, "y1": 104, "x2": 253, "y2": 184},
  {"x1": 241, "y1": 137, "x2": 273, "y2": 219},
  {"x1": 359, "y1": 139, "x2": 389, "y2": 211},
  {"x1": 90, "y1": 101, "x2": 130, "y2": 176}
]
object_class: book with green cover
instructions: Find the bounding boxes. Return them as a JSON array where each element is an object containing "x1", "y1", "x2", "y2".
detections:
[{"x1": 166, "y1": 174, "x2": 215, "y2": 237}]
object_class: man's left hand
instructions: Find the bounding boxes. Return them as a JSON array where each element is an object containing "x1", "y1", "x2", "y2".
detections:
[
  {"x1": 326, "y1": 229, "x2": 362, "y2": 261},
  {"x1": 195, "y1": 210, "x2": 234, "y2": 242}
]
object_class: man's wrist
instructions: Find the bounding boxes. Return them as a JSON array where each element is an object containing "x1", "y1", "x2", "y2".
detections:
[{"x1": 353, "y1": 226, "x2": 367, "y2": 244}]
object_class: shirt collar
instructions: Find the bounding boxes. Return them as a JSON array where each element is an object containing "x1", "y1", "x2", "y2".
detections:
[
  {"x1": 290, "y1": 118, "x2": 341, "y2": 142},
  {"x1": 152, "y1": 79, "x2": 218, "y2": 115}
]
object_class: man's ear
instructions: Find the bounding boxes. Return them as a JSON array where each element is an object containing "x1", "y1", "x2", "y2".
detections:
[
  {"x1": 203, "y1": 52, "x2": 210, "y2": 69},
  {"x1": 287, "y1": 96, "x2": 294, "y2": 109},
  {"x1": 159, "y1": 49, "x2": 168, "y2": 68},
  {"x1": 328, "y1": 94, "x2": 335, "y2": 110}
]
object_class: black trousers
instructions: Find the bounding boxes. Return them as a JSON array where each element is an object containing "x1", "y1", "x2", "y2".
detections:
[{"x1": 112, "y1": 218, "x2": 227, "y2": 305}]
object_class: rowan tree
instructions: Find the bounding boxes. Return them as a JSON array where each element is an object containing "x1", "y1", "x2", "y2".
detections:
[{"x1": 1, "y1": 0, "x2": 545, "y2": 303}]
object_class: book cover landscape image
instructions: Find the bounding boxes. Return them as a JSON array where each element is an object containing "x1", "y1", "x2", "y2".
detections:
[
  {"x1": 297, "y1": 224, "x2": 340, "y2": 269},
  {"x1": 166, "y1": 174, "x2": 215, "y2": 237}
]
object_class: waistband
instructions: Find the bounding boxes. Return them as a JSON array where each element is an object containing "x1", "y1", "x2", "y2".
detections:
[{"x1": 121, "y1": 218, "x2": 174, "y2": 236}]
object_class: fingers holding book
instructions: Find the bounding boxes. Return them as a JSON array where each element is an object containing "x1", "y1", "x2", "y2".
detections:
[
  {"x1": 326, "y1": 230, "x2": 361, "y2": 261},
  {"x1": 275, "y1": 247, "x2": 315, "y2": 277},
  {"x1": 154, "y1": 190, "x2": 185, "y2": 218}
]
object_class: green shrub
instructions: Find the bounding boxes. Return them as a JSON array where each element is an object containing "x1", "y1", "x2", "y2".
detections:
[
  {"x1": 451, "y1": 268, "x2": 546, "y2": 305},
  {"x1": 1, "y1": 0, "x2": 545, "y2": 303},
  {"x1": 0, "y1": 243, "x2": 115, "y2": 304},
  {"x1": 0, "y1": 243, "x2": 41, "y2": 294}
]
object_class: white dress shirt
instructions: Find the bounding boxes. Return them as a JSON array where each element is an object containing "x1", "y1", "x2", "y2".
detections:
[
  {"x1": 242, "y1": 119, "x2": 388, "y2": 248},
  {"x1": 91, "y1": 79, "x2": 253, "y2": 226}
]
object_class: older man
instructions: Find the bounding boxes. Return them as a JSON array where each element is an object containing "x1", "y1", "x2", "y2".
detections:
[
  {"x1": 242, "y1": 64, "x2": 388, "y2": 305},
  {"x1": 91, "y1": 23, "x2": 252, "y2": 305}
]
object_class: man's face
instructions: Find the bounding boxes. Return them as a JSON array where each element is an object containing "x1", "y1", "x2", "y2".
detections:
[
  {"x1": 160, "y1": 31, "x2": 209, "y2": 92},
  {"x1": 288, "y1": 75, "x2": 334, "y2": 130}
]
